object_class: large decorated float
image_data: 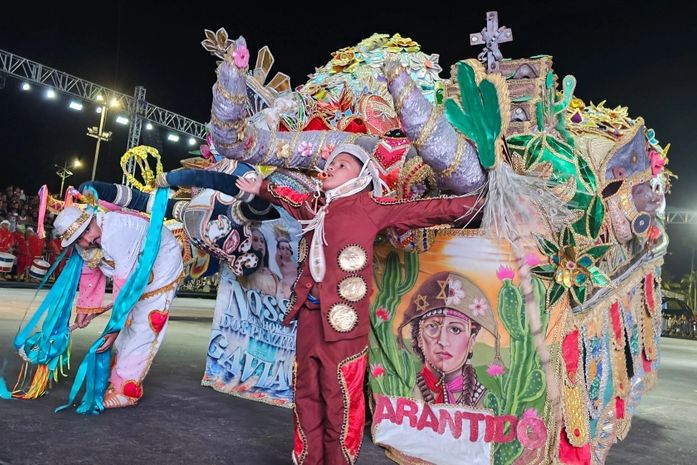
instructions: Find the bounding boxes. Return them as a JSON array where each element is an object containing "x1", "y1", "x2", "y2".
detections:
[
  {"x1": 195, "y1": 11, "x2": 670, "y2": 464},
  {"x1": 3, "y1": 11, "x2": 670, "y2": 465}
]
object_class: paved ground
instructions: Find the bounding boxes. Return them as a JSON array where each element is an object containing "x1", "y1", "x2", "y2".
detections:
[
  {"x1": 0, "y1": 288, "x2": 695, "y2": 464},
  {"x1": 605, "y1": 336, "x2": 697, "y2": 465}
]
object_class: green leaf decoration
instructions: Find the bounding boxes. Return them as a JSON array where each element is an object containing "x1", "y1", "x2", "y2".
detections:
[
  {"x1": 589, "y1": 267, "x2": 611, "y2": 287},
  {"x1": 587, "y1": 195, "x2": 605, "y2": 239},
  {"x1": 535, "y1": 234, "x2": 559, "y2": 256},
  {"x1": 531, "y1": 264, "x2": 556, "y2": 279},
  {"x1": 570, "y1": 285, "x2": 587, "y2": 305},
  {"x1": 584, "y1": 244, "x2": 611, "y2": 260},
  {"x1": 577, "y1": 155, "x2": 597, "y2": 191},
  {"x1": 562, "y1": 228, "x2": 576, "y2": 247},
  {"x1": 548, "y1": 282, "x2": 566, "y2": 307},
  {"x1": 444, "y1": 61, "x2": 503, "y2": 169},
  {"x1": 577, "y1": 255, "x2": 593, "y2": 268},
  {"x1": 575, "y1": 273, "x2": 587, "y2": 286},
  {"x1": 525, "y1": 136, "x2": 544, "y2": 169}
]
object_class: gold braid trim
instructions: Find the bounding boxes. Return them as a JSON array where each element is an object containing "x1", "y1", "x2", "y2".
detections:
[
  {"x1": 310, "y1": 133, "x2": 327, "y2": 170},
  {"x1": 395, "y1": 156, "x2": 436, "y2": 200},
  {"x1": 76, "y1": 306, "x2": 106, "y2": 315},
  {"x1": 385, "y1": 65, "x2": 405, "y2": 83},
  {"x1": 139, "y1": 272, "x2": 184, "y2": 301},
  {"x1": 394, "y1": 80, "x2": 417, "y2": 111},
  {"x1": 413, "y1": 106, "x2": 442, "y2": 148},
  {"x1": 60, "y1": 212, "x2": 91, "y2": 242},
  {"x1": 210, "y1": 113, "x2": 247, "y2": 131},
  {"x1": 213, "y1": 139, "x2": 239, "y2": 149},
  {"x1": 442, "y1": 136, "x2": 465, "y2": 178},
  {"x1": 215, "y1": 81, "x2": 248, "y2": 104}
]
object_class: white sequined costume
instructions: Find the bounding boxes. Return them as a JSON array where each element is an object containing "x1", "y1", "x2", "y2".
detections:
[{"x1": 76, "y1": 211, "x2": 183, "y2": 401}]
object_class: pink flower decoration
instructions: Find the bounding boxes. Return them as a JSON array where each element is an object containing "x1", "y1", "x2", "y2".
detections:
[
  {"x1": 298, "y1": 141, "x2": 314, "y2": 157},
  {"x1": 233, "y1": 45, "x2": 250, "y2": 68},
  {"x1": 649, "y1": 149, "x2": 665, "y2": 176},
  {"x1": 525, "y1": 252, "x2": 541, "y2": 267},
  {"x1": 469, "y1": 297, "x2": 488, "y2": 317},
  {"x1": 496, "y1": 265, "x2": 515, "y2": 281},
  {"x1": 523, "y1": 408, "x2": 542, "y2": 421},
  {"x1": 376, "y1": 307, "x2": 390, "y2": 322},
  {"x1": 445, "y1": 277, "x2": 465, "y2": 306},
  {"x1": 370, "y1": 363, "x2": 385, "y2": 378},
  {"x1": 486, "y1": 362, "x2": 505, "y2": 377},
  {"x1": 320, "y1": 143, "x2": 336, "y2": 160}
]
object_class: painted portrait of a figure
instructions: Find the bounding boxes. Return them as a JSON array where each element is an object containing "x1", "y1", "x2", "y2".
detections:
[{"x1": 399, "y1": 271, "x2": 498, "y2": 407}]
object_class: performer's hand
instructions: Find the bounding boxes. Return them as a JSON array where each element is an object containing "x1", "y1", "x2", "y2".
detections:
[
  {"x1": 73, "y1": 304, "x2": 112, "y2": 330},
  {"x1": 236, "y1": 176, "x2": 262, "y2": 196},
  {"x1": 96, "y1": 332, "x2": 119, "y2": 353},
  {"x1": 74, "y1": 312, "x2": 97, "y2": 329}
]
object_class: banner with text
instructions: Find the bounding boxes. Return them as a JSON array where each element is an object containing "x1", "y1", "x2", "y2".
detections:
[{"x1": 202, "y1": 213, "x2": 300, "y2": 407}]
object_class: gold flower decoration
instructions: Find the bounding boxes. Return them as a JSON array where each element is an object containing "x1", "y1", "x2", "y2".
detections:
[
  {"x1": 357, "y1": 33, "x2": 390, "y2": 52},
  {"x1": 329, "y1": 47, "x2": 360, "y2": 74},
  {"x1": 386, "y1": 33, "x2": 421, "y2": 53},
  {"x1": 276, "y1": 142, "x2": 291, "y2": 159}
]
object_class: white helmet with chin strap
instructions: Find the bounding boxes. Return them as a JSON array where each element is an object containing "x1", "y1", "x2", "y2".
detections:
[{"x1": 324, "y1": 143, "x2": 386, "y2": 197}]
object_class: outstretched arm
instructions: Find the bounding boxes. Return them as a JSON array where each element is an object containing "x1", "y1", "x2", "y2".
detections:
[
  {"x1": 163, "y1": 168, "x2": 277, "y2": 220},
  {"x1": 237, "y1": 176, "x2": 315, "y2": 222},
  {"x1": 365, "y1": 193, "x2": 485, "y2": 232},
  {"x1": 81, "y1": 172, "x2": 278, "y2": 222}
]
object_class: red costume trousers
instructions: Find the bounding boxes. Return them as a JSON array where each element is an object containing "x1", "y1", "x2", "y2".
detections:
[{"x1": 293, "y1": 301, "x2": 368, "y2": 465}]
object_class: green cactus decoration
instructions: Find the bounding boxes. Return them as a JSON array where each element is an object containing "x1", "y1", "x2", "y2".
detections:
[
  {"x1": 444, "y1": 61, "x2": 503, "y2": 169},
  {"x1": 477, "y1": 273, "x2": 549, "y2": 465},
  {"x1": 535, "y1": 71, "x2": 577, "y2": 145},
  {"x1": 369, "y1": 250, "x2": 420, "y2": 397}
]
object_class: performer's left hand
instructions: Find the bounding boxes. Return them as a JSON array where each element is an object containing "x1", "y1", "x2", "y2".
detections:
[
  {"x1": 96, "y1": 332, "x2": 119, "y2": 353},
  {"x1": 236, "y1": 176, "x2": 262, "y2": 196}
]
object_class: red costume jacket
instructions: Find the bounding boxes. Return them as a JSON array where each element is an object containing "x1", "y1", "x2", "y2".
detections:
[
  {"x1": 0, "y1": 228, "x2": 15, "y2": 253},
  {"x1": 13, "y1": 232, "x2": 29, "y2": 275},
  {"x1": 28, "y1": 235, "x2": 45, "y2": 259},
  {"x1": 260, "y1": 182, "x2": 481, "y2": 342}
]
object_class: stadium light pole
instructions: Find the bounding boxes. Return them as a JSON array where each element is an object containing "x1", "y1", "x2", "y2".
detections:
[
  {"x1": 87, "y1": 96, "x2": 118, "y2": 180},
  {"x1": 55, "y1": 158, "x2": 83, "y2": 197}
]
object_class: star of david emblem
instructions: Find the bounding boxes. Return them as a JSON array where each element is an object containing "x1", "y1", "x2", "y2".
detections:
[
  {"x1": 414, "y1": 294, "x2": 430, "y2": 313},
  {"x1": 436, "y1": 279, "x2": 449, "y2": 303}
]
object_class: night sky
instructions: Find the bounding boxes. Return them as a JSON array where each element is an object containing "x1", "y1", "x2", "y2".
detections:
[{"x1": 0, "y1": 1, "x2": 693, "y2": 275}]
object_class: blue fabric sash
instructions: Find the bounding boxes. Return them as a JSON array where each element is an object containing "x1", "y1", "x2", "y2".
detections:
[
  {"x1": 56, "y1": 187, "x2": 170, "y2": 414},
  {"x1": 0, "y1": 377, "x2": 11, "y2": 399},
  {"x1": 14, "y1": 249, "x2": 83, "y2": 369},
  {"x1": 0, "y1": 243, "x2": 80, "y2": 401}
]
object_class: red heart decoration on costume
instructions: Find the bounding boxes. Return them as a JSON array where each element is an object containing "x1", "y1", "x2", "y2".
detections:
[
  {"x1": 148, "y1": 310, "x2": 169, "y2": 334},
  {"x1": 123, "y1": 381, "x2": 143, "y2": 399}
]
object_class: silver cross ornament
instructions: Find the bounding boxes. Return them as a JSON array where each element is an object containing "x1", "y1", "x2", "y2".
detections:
[{"x1": 469, "y1": 11, "x2": 513, "y2": 73}]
